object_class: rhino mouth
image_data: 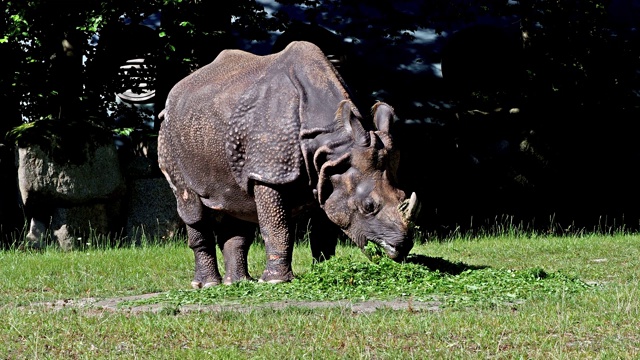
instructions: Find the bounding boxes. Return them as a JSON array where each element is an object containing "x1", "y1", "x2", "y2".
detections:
[
  {"x1": 378, "y1": 241, "x2": 401, "y2": 259},
  {"x1": 380, "y1": 239, "x2": 412, "y2": 261},
  {"x1": 351, "y1": 221, "x2": 416, "y2": 262},
  {"x1": 362, "y1": 237, "x2": 412, "y2": 262}
]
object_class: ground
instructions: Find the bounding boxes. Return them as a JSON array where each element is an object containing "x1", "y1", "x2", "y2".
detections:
[{"x1": 34, "y1": 293, "x2": 443, "y2": 314}]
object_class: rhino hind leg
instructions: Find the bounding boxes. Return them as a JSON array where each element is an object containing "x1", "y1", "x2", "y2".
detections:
[
  {"x1": 187, "y1": 222, "x2": 223, "y2": 288},
  {"x1": 216, "y1": 218, "x2": 257, "y2": 285},
  {"x1": 254, "y1": 183, "x2": 295, "y2": 284}
]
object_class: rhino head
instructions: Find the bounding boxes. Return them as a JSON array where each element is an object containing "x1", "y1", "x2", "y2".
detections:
[{"x1": 315, "y1": 101, "x2": 421, "y2": 260}]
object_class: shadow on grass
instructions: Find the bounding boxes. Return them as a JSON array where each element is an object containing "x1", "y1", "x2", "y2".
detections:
[{"x1": 404, "y1": 254, "x2": 488, "y2": 275}]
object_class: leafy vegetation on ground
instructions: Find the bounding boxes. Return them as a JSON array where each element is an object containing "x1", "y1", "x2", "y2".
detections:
[{"x1": 128, "y1": 254, "x2": 591, "y2": 309}]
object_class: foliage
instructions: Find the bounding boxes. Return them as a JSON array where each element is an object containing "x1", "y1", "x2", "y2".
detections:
[
  {"x1": 126, "y1": 254, "x2": 591, "y2": 309},
  {"x1": 518, "y1": 0, "x2": 640, "y2": 110},
  {"x1": 1, "y1": 0, "x2": 276, "y2": 129},
  {"x1": 4, "y1": 0, "x2": 632, "y2": 128}
]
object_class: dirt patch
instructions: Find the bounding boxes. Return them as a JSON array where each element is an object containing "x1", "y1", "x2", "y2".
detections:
[{"x1": 33, "y1": 293, "x2": 442, "y2": 314}]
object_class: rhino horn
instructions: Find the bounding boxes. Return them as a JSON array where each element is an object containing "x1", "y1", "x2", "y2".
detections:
[{"x1": 399, "y1": 192, "x2": 421, "y2": 224}]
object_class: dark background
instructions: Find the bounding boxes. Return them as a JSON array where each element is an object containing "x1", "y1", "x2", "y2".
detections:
[{"x1": 3, "y1": 0, "x2": 640, "y2": 239}]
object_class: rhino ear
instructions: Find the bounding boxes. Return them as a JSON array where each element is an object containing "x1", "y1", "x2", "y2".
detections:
[
  {"x1": 339, "y1": 100, "x2": 370, "y2": 147},
  {"x1": 372, "y1": 101, "x2": 396, "y2": 133},
  {"x1": 316, "y1": 152, "x2": 351, "y2": 205}
]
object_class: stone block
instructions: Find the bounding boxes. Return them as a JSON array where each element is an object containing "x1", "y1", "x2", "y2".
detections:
[
  {"x1": 18, "y1": 143, "x2": 126, "y2": 206},
  {"x1": 126, "y1": 177, "x2": 183, "y2": 241}
]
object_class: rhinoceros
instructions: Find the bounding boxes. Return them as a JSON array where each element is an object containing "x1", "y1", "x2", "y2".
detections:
[{"x1": 157, "y1": 41, "x2": 420, "y2": 287}]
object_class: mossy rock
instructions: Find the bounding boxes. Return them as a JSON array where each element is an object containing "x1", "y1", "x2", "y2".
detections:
[
  {"x1": 8, "y1": 119, "x2": 114, "y2": 165},
  {"x1": 14, "y1": 119, "x2": 126, "y2": 206}
]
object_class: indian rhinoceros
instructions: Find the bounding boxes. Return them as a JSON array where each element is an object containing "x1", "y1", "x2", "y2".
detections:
[{"x1": 157, "y1": 41, "x2": 420, "y2": 287}]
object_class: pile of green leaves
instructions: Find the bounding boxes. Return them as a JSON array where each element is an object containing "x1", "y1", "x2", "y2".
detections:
[{"x1": 125, "y1": 255, "x2": 592, "y2": 309}]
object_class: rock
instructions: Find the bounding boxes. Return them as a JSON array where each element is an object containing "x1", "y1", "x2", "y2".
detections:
[
  {"x1": 118, "y1": 134, "x2": 183, "y2": 241},
  {"x1": 125, "y1": 177, "x2": 183, "y2": 241},
  {"x1": 50, "y1": 203, "x2": 120, "y2": 250},
  {"x1": 17, "y1": 141, "x2": 126, "y2": 249},
  {"x1": 25, "y1": 218, "x2": 47, "y2": 248},
  {"x1": 15, "y1": 122, "x2": 182, "y2": 249},
  {"x1": 18, "y1": 144, "x2": 125, "y2": 206}
]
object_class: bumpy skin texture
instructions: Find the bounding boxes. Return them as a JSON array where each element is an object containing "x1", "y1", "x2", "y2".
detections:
[{"x1": 158, "y1": 41, "x2": 416, "y2": 286}]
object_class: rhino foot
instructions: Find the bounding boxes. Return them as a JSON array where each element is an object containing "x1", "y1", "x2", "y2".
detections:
[
  {"x1": 258, "y1": 269, "x2": 294, "y2": 284},
  {"x1": 191, "y1": 279, "x2": 222, "y2": 289},
  {"x1": 191, "y1": 269, "x2": 223, "y2": 289},
  {"x1": 223, "y1": 275, "x2": 255, "y2": 285}
]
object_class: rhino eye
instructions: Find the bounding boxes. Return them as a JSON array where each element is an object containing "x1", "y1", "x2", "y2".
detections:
[{"x1": 361, "y1": 198, "x2": 378, "y2": 214}]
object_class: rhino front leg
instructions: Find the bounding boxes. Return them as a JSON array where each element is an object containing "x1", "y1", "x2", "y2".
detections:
[
  {"x1": 221, "y1": 235, "x2": 253, "y2": 284},
  {"x1": 186, "y1": 222, "x2": 223, "y2": 288},
  {"x1": 254, "y1": 183, "x2": 295, "y2": 283},
  {"x1": 308, "y1": 209, "x2": 340, "y2": 263},
  {"x1": 215, "y1": 217, "x2": 256, "y2": 285}
]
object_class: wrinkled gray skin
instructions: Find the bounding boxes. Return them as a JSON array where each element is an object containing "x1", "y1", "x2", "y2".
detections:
[{"x1": 158, "y1": 41, "x2": 420, "y2": 287}]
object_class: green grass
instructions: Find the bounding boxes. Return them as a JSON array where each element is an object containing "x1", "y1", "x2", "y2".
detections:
[
  {"x1": 0, "y1": 239, "x2": 192, "y2": 305},
  {"x1": 1, "y1": 232, "x2": 639, "y2": 358}
]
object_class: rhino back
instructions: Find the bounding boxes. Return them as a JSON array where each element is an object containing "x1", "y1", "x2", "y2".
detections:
[{"x1": 158, "y1": 41, "x2": 352, "y2": 222}]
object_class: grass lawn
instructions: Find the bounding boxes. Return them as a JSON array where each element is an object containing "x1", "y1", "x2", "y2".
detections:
[{"x1": 0, "y1": 232, "x2": 638, "y2": 359}]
